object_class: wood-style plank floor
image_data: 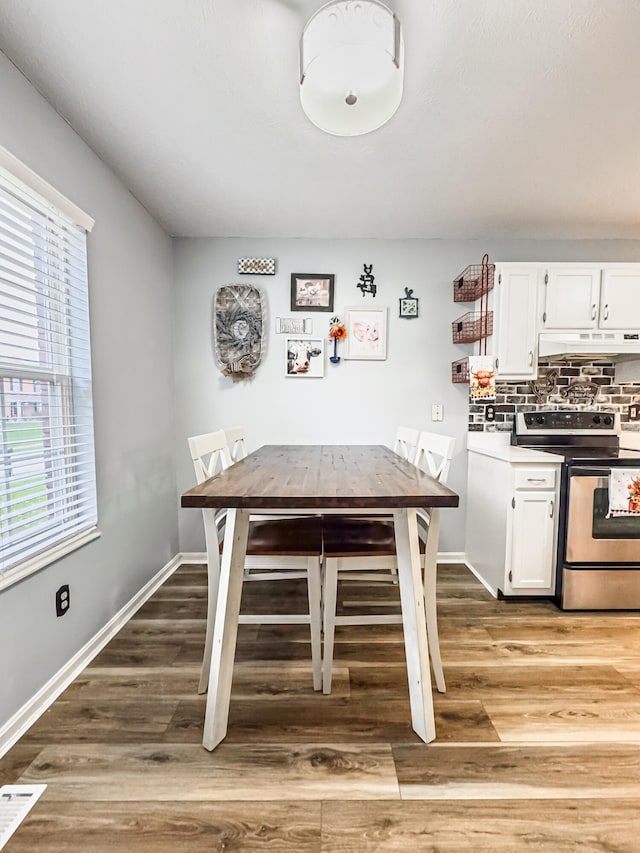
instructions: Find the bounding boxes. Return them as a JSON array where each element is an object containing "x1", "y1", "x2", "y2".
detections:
[{"x1": 2, "y1": 563, "x2": 640, "y2": 851}]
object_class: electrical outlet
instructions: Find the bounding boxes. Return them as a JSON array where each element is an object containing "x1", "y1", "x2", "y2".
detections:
[
  {"x1": 629, "y1": 404, "x2": 640, "y2": 422},
  {"x1": 55, "y1": 584, "x2": 70, "y2": 617},
  {"x1": 486, "y1": 404, "x2": 496, "y2": 422},
  {"x1": 431, "y1": 403, "x2": 443, "y2": 422}
]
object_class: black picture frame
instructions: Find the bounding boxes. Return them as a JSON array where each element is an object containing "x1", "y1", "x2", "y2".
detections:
[{"x1": 290, "y1": 274, "x2": 335, "y2": 312}]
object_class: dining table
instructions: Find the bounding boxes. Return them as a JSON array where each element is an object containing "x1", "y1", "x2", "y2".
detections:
[{"x1": 181, "y1": 444, "x2": 460, "y2": 751}]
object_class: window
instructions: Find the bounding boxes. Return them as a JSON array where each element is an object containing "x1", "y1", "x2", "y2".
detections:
[{"x1": 0, "y1": 149, "x2": 98, "y2": 587}]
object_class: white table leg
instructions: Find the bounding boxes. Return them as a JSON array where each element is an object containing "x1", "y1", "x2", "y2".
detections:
[
  {"x1": 393, "y1": 507, "x2": 436, "y2": 743},
  {"x1": 198, "y1": 508, "x2": 222, "y2": 694},
  {"x1": 202, "y1": 508, "x2": 249, "y2": 751}
]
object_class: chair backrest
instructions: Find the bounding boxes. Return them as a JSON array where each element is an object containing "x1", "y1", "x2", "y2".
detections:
[
  {"x1": 223, "y1": 426, "x2": 248, "y2": 463},
  {"x1": 415, "y1": 431, "x2": 456, "y2": 483},
  {"x1": 393, "y1": 426, "x2": 419, "y2": 464},
  {"x1": 187, "y1": 429, "x2": 231, "y2": 485}
]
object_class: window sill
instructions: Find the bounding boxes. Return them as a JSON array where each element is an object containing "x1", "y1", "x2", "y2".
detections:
[{"x1": 0, "y1": 528, "x2": 101, "y2": 592}]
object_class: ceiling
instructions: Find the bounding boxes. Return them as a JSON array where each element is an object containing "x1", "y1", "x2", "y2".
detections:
[{"x1": 1, "y1": 0, "x2": 639, "y2": 240}]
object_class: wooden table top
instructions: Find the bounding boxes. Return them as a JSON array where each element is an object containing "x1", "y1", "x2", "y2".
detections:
[{"x1": 181, "y1": 444, "x2": 460, "y2": 510}]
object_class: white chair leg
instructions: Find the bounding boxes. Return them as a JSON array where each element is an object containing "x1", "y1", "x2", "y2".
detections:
[
  {"x1": 307, "y1": 556, "x2": 323, "y2": 691},
  {"x1": 322, "y1": 557, "x2": 339, "y2": 694},
  {"x1": 423, "y1": 510, "x2": 445, "y2": 693},
  {"x1": 199, "y1": 510, "x2": 222, "y2": 694}
]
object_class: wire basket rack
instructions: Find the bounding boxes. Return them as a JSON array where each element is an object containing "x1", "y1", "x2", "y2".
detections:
[
  {"x1": 451, "y1": 357, "x2": 470, "y2": 384},
  {"x1": 452, "y1": 311, "x2": 494, "y2": 344},
  {"x1": 453, "y1": 256, "x2": 495, "y2": 302}
]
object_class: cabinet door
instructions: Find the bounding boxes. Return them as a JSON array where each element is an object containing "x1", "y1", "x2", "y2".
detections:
[
  {"x1": 600, "y1": 268, "x2": 640, "y2": 329},
  {"x1": 543, "y1": 267, "x2": 601, "y2": 329},
  {"x1": 509, "y1": 491, "x2": 555, "y2": 590},
  {"x1": 494, "y1": 266, "x2": 539, "y2": 380}
]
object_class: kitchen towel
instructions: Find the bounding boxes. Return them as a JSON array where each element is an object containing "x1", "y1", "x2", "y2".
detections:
[{"x1": 607, "y1": 469, "x2": 640, "y2": 517}]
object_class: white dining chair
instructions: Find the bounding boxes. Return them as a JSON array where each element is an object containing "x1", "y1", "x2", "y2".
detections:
[
  {"x1": 187, "y1": 429, "x2": 323, "y2": 695},
  {"x1": 321, "y1": 430, "x2": 456, "y2": 695},
  {"x1": 393, "y1": 425, "x2": 420, "y2": 464}
]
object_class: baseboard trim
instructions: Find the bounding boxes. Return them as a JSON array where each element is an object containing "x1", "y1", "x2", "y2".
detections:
[
  {"x1": 184, "y1": 550, "x2": 468, "y2": 565},
  {"x1": 0, "y1": 554, "x2": 185, "y2": 759},
  {"x1": 464, "y1": 559, "x2": 499, "y2": 597}
]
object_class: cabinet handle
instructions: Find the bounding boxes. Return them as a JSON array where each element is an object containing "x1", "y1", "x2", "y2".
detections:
[
  {"x1": 526, "y1": 477, "x2": 546, "y2": 483},
  {"x1": 549, "y1": 500, "x2": 554, "y2": 519},
  {"x1": 603, "y1": 303, "x2": 609, "y2": 321},
  {"x1": 591, "y1": 303, "x2": 597, "y2": 320},
  {"x1": 529, "y1": 351, "x2": 534, "y2": 366},
  {"x1": 496, "y1": 357, "x2": 499, "y2": 369}
]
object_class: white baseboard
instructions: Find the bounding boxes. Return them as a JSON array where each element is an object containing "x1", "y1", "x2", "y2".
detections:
[
  {"x1": 464, "y1": 559, "x2": 499, "y2": 597},
  {"x1": 0, "y1": 554, "x2": 185, "y2": 759},
  {"x1": 185, "y1": 550, "x2": 468, "y2": 565}
]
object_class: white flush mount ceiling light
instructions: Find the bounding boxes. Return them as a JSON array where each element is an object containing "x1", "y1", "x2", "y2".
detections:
[{"x1": 299, "y1": 0, "x2": 404, "y2": 137}]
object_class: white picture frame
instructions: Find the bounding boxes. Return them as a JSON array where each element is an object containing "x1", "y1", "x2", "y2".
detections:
[
  {"x1": 343, "y1": 306, "x2": 388, "y2": 360},
  {"x1": 276, "y1": 317, "x2": 313, "y2": 334},
  {"x1": 284, "y1": 336, "x2": 325, "y2": 377}
]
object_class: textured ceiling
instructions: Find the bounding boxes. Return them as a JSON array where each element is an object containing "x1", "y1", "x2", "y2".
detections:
[{"x1": 1, "y1": 0, "x2": 639, "y2": 239}]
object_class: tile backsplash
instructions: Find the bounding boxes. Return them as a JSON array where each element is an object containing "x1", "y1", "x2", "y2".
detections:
[{"x1": 468, "y1": 360, "x2": 640, "y2": 432}]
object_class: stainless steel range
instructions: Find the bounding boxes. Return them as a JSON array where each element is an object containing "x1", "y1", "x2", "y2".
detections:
[{"x1": 512, "y1": 410, "x2": 640, "y2": 610}]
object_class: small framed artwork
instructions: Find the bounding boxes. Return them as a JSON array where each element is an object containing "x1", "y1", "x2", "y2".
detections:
[
  {"x1": 285, "y1": 336, "x2": 325, "y2": 377},
  {"x1": 290, "y1": 274, "x2": 335, "y2": 312},
  {"x1": 399, "y1": 287, "x2": 419, "y2": 318},
  {"x1": 276, "y1": 317, "x2": 313, "y2": 334},
  {"x1": 344, "y1": 306, "x2": 388, "y2": 360},
  {"x1": 238, "y1": 257, "x2": 276, "y2": 275}
]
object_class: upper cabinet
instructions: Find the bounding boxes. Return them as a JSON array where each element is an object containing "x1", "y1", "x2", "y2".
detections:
[
  {"x1": 600, "y1": 268, "x2": 640, "y2": 329},
  {"x1": 493, "y1": 264, "x2": 539, "y2": 380},
  {"x1": 542, "y1": 265, "x2": 640, "y2": 331}
]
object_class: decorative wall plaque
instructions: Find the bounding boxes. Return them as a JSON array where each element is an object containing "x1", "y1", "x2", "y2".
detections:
[{"x1": 237, "y1": 257, "x2": 276, "y2": 275}]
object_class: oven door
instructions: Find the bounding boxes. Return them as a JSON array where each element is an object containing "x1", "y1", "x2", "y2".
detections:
[{"x1": 565, "y1": 466, "x2": 640, "y2": 564}]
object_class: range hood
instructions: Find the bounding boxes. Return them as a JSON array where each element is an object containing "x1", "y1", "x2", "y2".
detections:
[{"x1": 538, "y1": 331, "x2": 640, "y2": 361}]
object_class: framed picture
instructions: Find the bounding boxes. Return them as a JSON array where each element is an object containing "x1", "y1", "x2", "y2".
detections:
[
  {"x1": 344, "y1": 306, "x2": 388, "y2": 360},
  {"x1": 399, "y1": 288, "x2": 419, "y2": 318},
  {"x1": 290, "y1": 274, "x2": 335, "y2": 312},
  {"x1": 285, "y1": 336, "x2": 325, "y2": 377},
  {"x1": 276, "y1": 317, "x2": 313, "y2": 334}
]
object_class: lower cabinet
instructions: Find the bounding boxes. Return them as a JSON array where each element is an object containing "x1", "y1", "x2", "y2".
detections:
[{"x1": 466, "y1": 448, "x2": 560, "y2": 597}]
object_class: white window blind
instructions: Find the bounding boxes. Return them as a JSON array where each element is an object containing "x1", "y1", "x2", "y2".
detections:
[{"x1": 0, "y1": 160, "x2": 97, "y2": 585}]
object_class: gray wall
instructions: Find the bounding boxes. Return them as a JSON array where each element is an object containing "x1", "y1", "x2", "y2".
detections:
[
  {"x1": 0, "y1": 53, "x2": 178, "y2": 727},
  {"x1": 174, "y1": 237, "x2": 640, "y2": 555}
]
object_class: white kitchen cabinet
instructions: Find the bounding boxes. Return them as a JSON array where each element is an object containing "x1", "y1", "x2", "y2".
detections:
[
  {"x1": 508, "y1": 489, "x2": 556, "y2": 591},
  {"x1": 465, "y1": 440, "x2": 561, "y2": 598},
  {"x1": 542, "y1": 266, "x2": 601, "y2": 329},
  {"x1": 600, "y1": 267, "x2": 640, "y2": 329},
  {"x1": 493, "y1": 264, "x2": 539, "y2": 380},
  {"x1": 542, "y1": 264, "x2": 640, "y2": 331}
]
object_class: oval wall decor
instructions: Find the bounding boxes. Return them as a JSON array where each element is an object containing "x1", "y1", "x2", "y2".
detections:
[{"x1": 213, "y1": 284, "x2": 265, "y2": 382}]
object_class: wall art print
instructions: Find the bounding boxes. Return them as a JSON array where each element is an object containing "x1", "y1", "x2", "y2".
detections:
[
  {"x1": 290, "y1": 274, "x2": 335, "y2": 312},
  {"x1": 399, "y1": 287, "x2": 418, "y2": 318},
  {"x1": 285, "y1": 336, "x2": 325, "y2": 377},
  {"x1": 343, "y1": 306, "x2": 387, "y2": 360}
]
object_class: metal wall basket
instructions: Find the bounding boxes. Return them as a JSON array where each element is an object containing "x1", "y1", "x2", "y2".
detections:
[
  {"x1": 451, "y1": 357, "x2": 470, "y2": 383},
  {"x1": 453, "y1": 259, "x2": 495, "y2": 303},
  {"x1": 452, "y1": 311, "x2": 494, "y2": 344}
]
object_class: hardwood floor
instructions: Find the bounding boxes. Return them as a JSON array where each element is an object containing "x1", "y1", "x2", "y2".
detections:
[{"x1": 2, "y1": 563, "x2": 640, "y2": 851}]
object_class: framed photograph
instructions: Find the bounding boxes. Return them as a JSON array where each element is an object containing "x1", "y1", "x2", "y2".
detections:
[
  {"x1": 399, "y1": 288, "x2": 419, "y2": 318},
  {"x1": 344, "y1": 306, "x2": 388, "y2": 360},
  {"x1": 290, "y1": 274, "x2": 335, "y2": 312},
  {"x1": 285, "y1": 336, "x2": 325, "y2": 377}
]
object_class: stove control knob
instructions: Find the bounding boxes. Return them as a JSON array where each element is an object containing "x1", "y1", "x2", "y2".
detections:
[
  {"x1": 536, "y1": 415, "x2": 545, "y2": 424},
  {"x1": 592, "y1": 415, "x2": 601, "y2": 425},
  {"x1": 603, "y1": 415, "x2": 613, "y2": 426}
]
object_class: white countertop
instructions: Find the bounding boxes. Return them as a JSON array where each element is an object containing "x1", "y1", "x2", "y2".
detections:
[{"x1": 466, "y1": 432, "x2": 564, "y2": 463}]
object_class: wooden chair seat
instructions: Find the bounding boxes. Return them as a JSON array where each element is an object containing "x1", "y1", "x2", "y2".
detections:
[
  {"x1": 222, "y1": 517, "x2": 323, "y2": 556},
  {"x1": 322, "y1": 517, "x2": 426, "y2": 557}
]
